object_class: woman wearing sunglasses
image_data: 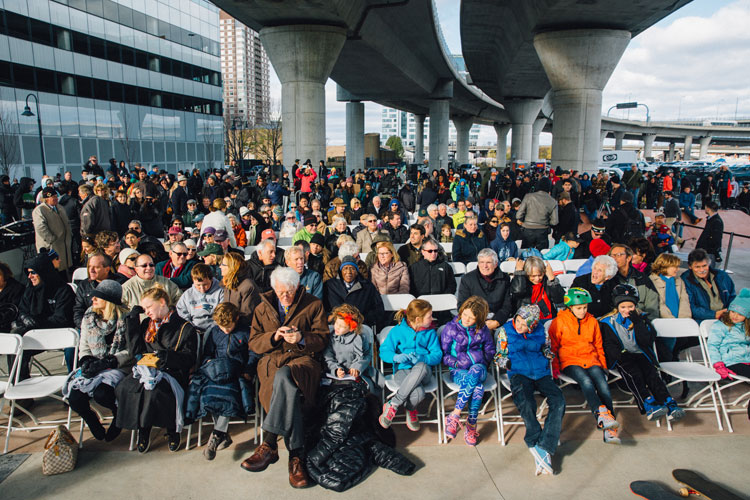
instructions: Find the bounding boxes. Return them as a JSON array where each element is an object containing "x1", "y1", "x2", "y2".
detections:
[{"x1": 118, "y1": 248, "x2": 140, "y2": 279}]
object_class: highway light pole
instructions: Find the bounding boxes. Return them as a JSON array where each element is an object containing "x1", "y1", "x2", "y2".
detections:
[
  {"x1": 21, "y1": 93, "x2": 47, "y2": 177},
  {"x1": 607, "y1": 101, "x2": 650, "y2": 123}
]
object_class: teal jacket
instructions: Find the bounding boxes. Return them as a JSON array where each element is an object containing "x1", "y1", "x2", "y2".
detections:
[
  {"x1": 543, "y1": 241, "x2": 575, "y2": 261},
  {"x1": 707, "y1": 320, "x2": 750, "y2": 366},
  {"x1": 379, "y1": 319, "x2": 442, "y2": 371}
]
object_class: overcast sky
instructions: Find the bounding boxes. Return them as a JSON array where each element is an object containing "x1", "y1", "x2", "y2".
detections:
[{"x1": 267, "y1": 0, "x2": 750, "y2": 147}]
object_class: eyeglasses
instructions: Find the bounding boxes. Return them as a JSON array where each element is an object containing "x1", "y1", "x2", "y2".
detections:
[
  {"x1": 422, "y1": 248, "x2": 438, "y2": 254},
  {"x1": 137, "y1": 263, "x2": 155, "y2": 268},
  {"x1": 610, "y1": 252, "x2": 627, "y2": 258},
  {"x1": 367, "y1": 219, "x2": 377, "y2": 223},
  {"x1": 173, "y1": 252, "x2": 187, "y2": 257},
  {"x1": 186, "y1": 247, "x2": 197, "y2": 251},
  {"x1": 490, "y1": 219, "x2": 498, "y2": 224},
  {"x1": 26, "y1": 270, "x2": 37, "y2": 275}
]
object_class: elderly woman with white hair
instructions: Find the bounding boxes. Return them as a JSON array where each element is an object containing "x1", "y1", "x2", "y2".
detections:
[
  {"x1": 571, "y1": 255, "x2": 619, "y2": 317},
  {"x1": 241, "y1": 266, "x2": 328, "y2": 488}
]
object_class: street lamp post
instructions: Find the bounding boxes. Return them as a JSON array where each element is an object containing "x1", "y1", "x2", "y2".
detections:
[
  {"x1": 607, "y1": 101, "x2": 650, "y2": 123},
  {"x1": 21, "y1": 93, "x2": 46, "y2": 177}
]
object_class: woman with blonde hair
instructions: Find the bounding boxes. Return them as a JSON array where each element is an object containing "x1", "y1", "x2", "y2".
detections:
[
  {"x1": 220, "y1": 252, "x2": 260, "y2": 323},
  {"x1": 65, "y1": 279, "x2": 129, "y2": 442},
  {"x1": 649, "y1": 252, "x2": 691, "y2": 358},
  {"x1": 114, "y1": 285, "x2": 198, "y2": 453},
  {"x1": 200, "y1": 197, "x2": 237, "y2": 247},
  {"x1": 369, "y1": 240, "x2": 409, "y2": 294}
]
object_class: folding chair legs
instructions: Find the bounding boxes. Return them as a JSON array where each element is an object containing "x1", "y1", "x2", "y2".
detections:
[{"x1": 3, "y1": 400, "x2": 15, "y2": 454}]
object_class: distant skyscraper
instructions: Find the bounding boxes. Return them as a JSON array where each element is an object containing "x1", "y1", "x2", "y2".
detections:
[{"x1": 219, "y1": 10, "x2": 270, "y2": 126}]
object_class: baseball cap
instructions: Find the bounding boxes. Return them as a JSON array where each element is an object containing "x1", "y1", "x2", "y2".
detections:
[
  {"x1": 214, "y1": 229, "x2": 229, "y2": 242},
  {"x1": 198, "y1": 243, "x2": 223, "y2": 257},
  {"x1": 261, "y1": 228, "x2": 276, "y2": 240},
  {"x1": 168, "y1": 226, "x2": 182, "y2": 235},
  {"x1": 42, "y1": 187, "x2": 57, "y2": 198}
]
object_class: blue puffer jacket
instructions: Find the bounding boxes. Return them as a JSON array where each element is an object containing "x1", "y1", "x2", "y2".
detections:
[
  {"x1": 543, "y1": 241, "x2": 575, "y2": 261},
  {"x1": 490, "y1": 234, "x2": 519, "y2": 262},
  {"x1": 681, "y1": 269, "x2": 736, "y2": 322},
  {"x1": 380, "y1": 319, "x2": 442, "y2": 371},
  {"x1": 707, "y1": 320, "x2": 750, "y2": 366},
  {"x1": 440, "y1": 317, "x2": 496, "y2": 370},
  {"x1": 497, "y1": 319, "x2": 550, "y2": 380}
]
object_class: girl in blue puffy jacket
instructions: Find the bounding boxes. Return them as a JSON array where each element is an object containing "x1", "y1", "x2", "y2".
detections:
[
  {"x1": 379, "y1": 299, "x2": 442, "y2": 432},
  {"x1": 708, "y1": 288, "x2": 750, "y2": 380},
  {"x1": 440, "y1": 296, "x2": 496, "y2": 446}
]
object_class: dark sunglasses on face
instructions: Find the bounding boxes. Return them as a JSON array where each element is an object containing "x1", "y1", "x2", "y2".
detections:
[
  {"x1": 173, "y1": 252, "x2": 187, "y2": 257},
  {"x1": 138, "y1": 263, "x2": 155, "y2": 268},
  {"x1": 422, "y1": 249, "x2": 438, "y2": 254},
  {"x1": 27, "y1": 269, "x2": 37, "y2": 275}
]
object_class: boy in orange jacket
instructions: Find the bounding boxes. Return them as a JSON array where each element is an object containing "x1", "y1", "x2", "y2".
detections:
[{"x1": 549, "y1": 288, "x2": 621, "y2": 444}]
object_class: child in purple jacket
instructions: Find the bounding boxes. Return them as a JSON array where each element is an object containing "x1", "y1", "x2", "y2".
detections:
[{"x1": 440, "y1": 296, "x2": 496, "y2": 445}]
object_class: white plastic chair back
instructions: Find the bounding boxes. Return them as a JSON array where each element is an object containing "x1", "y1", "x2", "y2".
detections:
[
  {"x1": 417, "y1": 294, "x2": 457, "y2": 312},
  {"x1": 514, "y1": 240, "x2": 522, "y2": 249},
  {"x1": 564, "y1": 259, "x2": 587, "y2": 273},
  {"x1": 0, "y1": 334, "x2": 22, "y2": 358},
  {"x1": 20, "y1": 328, "x2": 79, "y2": 352},
  {"x1": 541, "y1": 248, "x2": 550, "y2": 255},
  {"x1": 277, "y1": 237, "x2": 293, "y2": 246},
  {"x1": 244, "y1": 245, "x2": 257, "y2": 255},
  {"x1": 244, "y1": 254, "x2": 252, "y2": 261},
  {"x1": 548, "y1": 260, "x2": 565, "y2": 275},
  {"x1": 68, "y1": 282, "x2": 78, "y2": 293},
  {"x1": 652, "y1": 318, "x2": 701, "y2": 339},
  {"x1": 71, "y1": 267, "x2": 88, "y2": 282},
  {"x1": 499, "y1": 261, "x2": 516, "y2": 274},
  {"x1": 558, "y1": 273, "x2": 575, "y2": 291},
  {"x1": 466, "y1": 262, "x2": 478, "y2": 273},
  {"x1": 381, "y1": 294, "x2": 416, "y2": 312},
  {"x1": 377, "y1": 326, "x2": 394, "y2": 345},
  {"x1": 699, "y1": 319, "x2": 718, "y2": 340},
  {"x1": 393, "y1": 243, "x2": 404, "y2": 252},
  {"x1": 278, "y1": 245, "x2": 292, "y2": 251},
  {"x1": 441, "y1": 242, "x2": 452, "y2": 255},
  {"x1": 449, "y1": 262, "x2": 466, "y2": 275}
]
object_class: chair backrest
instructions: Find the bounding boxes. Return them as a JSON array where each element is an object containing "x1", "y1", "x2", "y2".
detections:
[
  {"x1": 514, "y1": 240, "x2": 523, "y2": 249},
  {"x1": 449, "y1": 262, "x2": 466, "y2": 275},
  {"x1": 377, "y1": 325, "x2": 394, "y2": 345},
  {"x1": 499, "y1": 261, "x2": 516, "y2": 274},
  {"x1": 699, "y1": 319, "x2": 718, "y2": 339},
  {"x1": 441, "y1": 242, "x2": 453, "y2": 255},
  {"x1": 68, "y1": 282, "x2": 78, "y2": 293},
  {"x1": 21, "y1": 328, "x2": 79, "y2": 351},
  {"x1": 244, "y1": 245, "x2": 257, "y2": 255},
  {"x1": 557, "y1": 273, "x2": 575, "y2": 290},
  {"x1": 244, "y1": 254, "x2": 253, "y2": 261},
  {"x1": 277, "y1": 237, "x2": 293, "y2": 246},
  {"x1": 651, "y1": 318, "x2": 701, "y2": 339},
  {"x1": 548, "y1": 260, "x2": 565, "y2": 275},
  {"x1": 417, "y1": 294, "x2": 457, "y2": 312},
  {"x1": 278, "y1": 245, "x2": 292, "y2": 251},
  {"x1": 466, "y1": 262, "x2": 478, "y2": 273},
  {"x1": 0, "y1": 333, "x2": 22, "y2": 356},
  {"x1": 541, "y1": 248, "x2": 550, "y2": 255},
  {"x1": 393, "y1": 243, "x2": 404, "y2": 252},
  {"x1": 563, "y1": 259, "x2": 587, "y2": 273},
  {"x1": 382, "y1": 294, "x2": 416, "y2": 312},
  {"x1": 71, "y1": 267, "x2": 88, "y2": 282}
]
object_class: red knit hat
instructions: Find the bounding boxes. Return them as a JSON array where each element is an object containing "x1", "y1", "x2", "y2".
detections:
[{"x1": 589, "y1": 238, "x2": 611, "y2": 257}]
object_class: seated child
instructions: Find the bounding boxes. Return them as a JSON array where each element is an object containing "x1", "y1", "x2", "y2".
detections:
[
  {"x1": 600, "y1": 284, "x2": 685, "y2": 422},
  {"x1": 440, "y1": 296, "x2": 496, "y2": 446},
  {"x1": 495, "y1": 304, "x2": 565, "y2": 475},
  {"x1": 543, "y1": 232, "x2": 580, "y2": 261},
  {"x1": 323, "y1": 304, "x2": 380, "y2": 393},
  {"x1": 185, "y1": 302, "x2": 258, "y2": 461},
  {"x1": 708, "y1": 288, "x2": 750, "y2": 379},
  {"x1": 550, "y1": 288, "x2": 620, "y2": 444},
  {"x1": 379, "y1": 299, "x2": 442, "y2": 431},
  {"x1": 176, "y1": 263, "x2": 225, "y2": 334},
  {"x1": 440, "y1": 224, "x2": 453, "y2": 243}
]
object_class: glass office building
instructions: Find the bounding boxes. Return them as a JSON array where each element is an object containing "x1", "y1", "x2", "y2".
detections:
[{"x1": 0, "y1": 0, "x2": 223, "y2": 181}]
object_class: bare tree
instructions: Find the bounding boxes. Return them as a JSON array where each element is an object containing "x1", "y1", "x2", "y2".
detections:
[
  {"x1": 251, "y1": 117, "x2": 282, "y2": 166},
  {"x1": 0, "y1": 105, "x2": 20, "y2": 176},
  {"x1": 116, "y1": 106, "x2": 138, "y2": 169},
  {"x1": 224, "y1": 114, "x2": 253, "y2": 167}
]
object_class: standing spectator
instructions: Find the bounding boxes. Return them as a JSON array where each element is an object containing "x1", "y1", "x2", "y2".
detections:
[
  {"x1": 14, "y1": 177, "x2": 36, "y2": 220},
  {"x1": 699, "y1": 174, "x2": 715, "y2": 209},
  {"x1": 622, "y1": 164, "x2": 643, "y2": 206},
  {"x1": 296, "y1": 160, "x2": 317, "y2": 193},
  {"x1": 200, "y1": 198, "x2": 237, "y2": 248},
  {"x1": 716, "y1": 164, "x2": 732, "y2": 209},
  {"x1": 552, "y1": 192, "x2": 578, "y2": 243},
  {"x1": 696, "y1": 201, "x2": 724, "y2": 264},
  {"x1": 32, "y1": 187, "x2": 73, "y2": 273},
  {"x1": 516, "y1": 178, "x2": 558, "y2": 251},
  {"x1": 0, "y1": 175, "x2": 16, "y2": 223},
  {"x1": 605, "y1": 192, "x2": 644, "y2": 244},
  {"x1": 79, "y1": 184, "x2": 111, "y2": 236},
  {"x1": 110, "y1": 190, "x2": 133, "y2": 237},
  {"x1": 170, "y1": 174, "x2": 189, "y2": 219}
]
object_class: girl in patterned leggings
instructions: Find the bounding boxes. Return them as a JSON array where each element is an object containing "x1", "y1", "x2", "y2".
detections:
[{"x1": 440, "y1": 296, "x2": 496, "y2": 445}]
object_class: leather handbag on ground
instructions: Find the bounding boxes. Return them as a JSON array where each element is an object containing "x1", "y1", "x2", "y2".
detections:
[{"x1": 42, "y1": 425, "x2": 78, "y2": 475}]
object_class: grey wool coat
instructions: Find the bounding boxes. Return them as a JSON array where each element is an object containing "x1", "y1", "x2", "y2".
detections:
[{"x1": 32, "y1": 202, "x2": 73, "y2": 271}]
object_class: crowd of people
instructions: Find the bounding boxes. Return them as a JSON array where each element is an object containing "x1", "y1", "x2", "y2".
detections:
[{"x1": 1, "y1": 156, "x2": 749, "y2": 487}]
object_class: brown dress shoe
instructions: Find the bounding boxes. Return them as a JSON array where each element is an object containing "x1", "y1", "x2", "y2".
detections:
[
  {"x1": 240, "y1": 443, "x2": 279, "y2": 472},
  {"x1": 288, "y1": 456, "x2": 310, "y2": 488}
]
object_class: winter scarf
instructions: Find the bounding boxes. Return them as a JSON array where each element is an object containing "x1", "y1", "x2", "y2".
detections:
[{"x1": 80, "y1": 308, "x2": 126, "y2": 358}]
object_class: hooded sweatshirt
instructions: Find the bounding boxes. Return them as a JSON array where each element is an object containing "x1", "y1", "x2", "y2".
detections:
[{"x1": 175, "y1": 278, "x2": 225, "y2": 331}]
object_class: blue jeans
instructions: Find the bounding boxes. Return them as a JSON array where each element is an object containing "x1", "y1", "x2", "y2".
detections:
[
  {"x1": 629, "y1": 188, "x2": 640, "y2": 207},
  {"x1": 510, "y1": 374, "x2": 565, "y2": 455},
  {"x1": 682, "y1": 207, "x2": 698, "y2": 224},
  {"x1": 562, "y1": 365, "x2": 613, "y2": 417}
]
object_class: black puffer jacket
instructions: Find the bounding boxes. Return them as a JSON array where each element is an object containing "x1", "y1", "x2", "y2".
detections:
[{"x1": 306, "y1": 381, "x2": 416, "y2": 492}]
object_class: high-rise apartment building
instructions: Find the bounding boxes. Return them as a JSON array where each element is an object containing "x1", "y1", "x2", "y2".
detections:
[
  {"x1": 381, "y1": 108, "x2": 481, "y2": 148},
  {"x1": 0, "y1": 0, "x2": 224, "y2": 179},
  {"x1": 219, "y1": 10, "x2": 270, "y2": 126}
]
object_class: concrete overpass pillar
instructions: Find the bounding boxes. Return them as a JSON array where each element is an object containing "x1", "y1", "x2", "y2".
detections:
[
  {"x1": 534, "y1": 29, "x2": 631, "y2": 174},
  {"x1": 614, "y1": 132, "x2": 625, "y2": 150},
  {"x1": 428, "y1": 99, "x2": 450, "y2": 170},
  {"x1": 260, "y1": 25, "x2": 346, "y2": 171},
  {"x1": 494, "y1": 123, "x2": 511, "y2": 168},
  {"x1": 683, "y1": 136, "x2": 693, "y2": 160},
  {"x1": 668, "y1": 142, "x2": 675, "y2": 161},
  {"x1": 504, "y1": 99, "x2": 543, "y2": 163},
  {"x1": 600, "y1": 130, "x2": 608, "y2": 148},
  {"x1": 531, "y1": 118, "x2": 547, "y2": 161},
  {"x1": 345, "y1": 101, "x2": 364, "y2": 175},
  {"x1": 453, "y1": 116, "x2": 473, "y2": 166},
  {"x1": 643, "y1": 134, "x2": 656, "y2": 159},
  {"x1": 414, "y1": 114, "x2": 425, "y2": 164},
  {"x1": 698, "y1": 136, "x2": 712, "y2": 159}
]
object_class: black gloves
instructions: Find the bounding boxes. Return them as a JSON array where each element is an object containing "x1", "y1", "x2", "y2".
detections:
[
  {"x1": 154, "y1": 350, "x2": 169, "y2": 370},
  {"x1": 81, "y1": 355, "x2": 118, "y2": 378}
]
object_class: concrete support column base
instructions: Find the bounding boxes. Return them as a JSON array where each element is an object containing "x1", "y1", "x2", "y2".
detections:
[
  {"x1": 643, "y1": 133, "x2": 656, "y2": 159},
  {"x1": 345, "y1": 101, "x2": 364, "y2": 175},
  {"x1": 531, "y1": 118, "x2": 547, "y2": 161},
  {"x1": 614, "y1": 132, "x2": 625, "y2": 151},
  {"x1": 428, "y1": 100, "x2": 450, "y2": 170},
  {"x1": 494, "y1": 123, "x2": 511, "y2": 168},
  {"x1": 453, "y1": 116, "x2": 473, "y2": 166},
  {"x1": 504, "y1": 99, "x2": 543, "y2": 163},
  {"x1": 699, "y1": 136, "x2": 711, "y2": 159},
  {"x1": 414, "y1": 114, "x2": 425, "y2": 164},
  {"x1": 684, "y1": 136, "x2": 693, "y2": 160}
]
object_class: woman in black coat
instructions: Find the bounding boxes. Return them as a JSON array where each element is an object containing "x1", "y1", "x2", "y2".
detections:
[
  {"x1": 110, "y1": 189, "x2": 134, "y2": 237},
  {"x1": 323, "y1": 257, "x2": 385, "y2": 331},
  {"x1": 115, "y1": 286, "x2": 197, "y2": 453}
]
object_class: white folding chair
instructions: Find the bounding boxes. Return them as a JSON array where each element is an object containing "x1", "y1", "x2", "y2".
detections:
[
  {"x1": 381, "y1": 294, "x2": 416, "y2": 313},
  {"x1": 548, "y1": 260, "x2": 565, "y2": 275},
  {"x1": 277, "y1": 237, "x2": 293, "y2": 246},
  {"x1": 449, "y1": 262, "x2": 466, "y2": 276},
  {"x1": 499, "y1": 261, "x2": 516, "y2": 274},
  {"x1": 417, "y1": 294, "x2": 457, "y2": 315},
  {"x1": 0, "y1": 334, "x2": 25, "y2": 430},
  {"x1": 377, "y1": 327, "x2": 442, "y2": 443},
  {"x1": 698, "y1": 320, "x2": 750, "y2": 425},
  {"x1": 440, "y1": 242, "x2": 452, "y2": 255},
  {"x1": 393, "y1": 243, "x2": 404, "y2": 252},
  {"x1": 3, "y1": 328, "x2": 79, "y2": 454},
  {"x1": 651, "y1": 318, "x2": 730, "y2": 432},
  {"x1": 514, "y1": 240, "x2": 523, "y2": 250},
  {"x1": 244, "y1": 245, "x2": 257, "y2": 256},
  {"x1": 71, "y1": 267, "x2": 88, "y2": 282},
  {"x1": 557, "y1": 274, "x2": 575, "y2": 291},
  {"x1": 563, "y1": 259, "x2": 587, "y2": 274},
  {"x1": 541, "y1": 248, "x2": 550, "y2": 255},
  {"x1": 466, "y1": 262, "x2": 478, "y2": 273}
]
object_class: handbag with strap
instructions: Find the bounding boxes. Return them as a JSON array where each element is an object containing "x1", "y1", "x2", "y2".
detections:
[{"x1": 42, "y1": 425, "x2": 78, "y2": 475}]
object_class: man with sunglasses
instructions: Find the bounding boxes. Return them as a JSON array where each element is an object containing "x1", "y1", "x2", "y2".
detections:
[
  {"x1": 155, "y1": 242, "x2": 197, "y2": 290},
  {"x1": 121, "y1": 254, "x2": 182, "y2": 311},
  {"x1": 408, "y1": 237, "x2": 456, "y2": 321},
  {"x1": 355, "y1": 214, "x2": 390, "y2": 254}
]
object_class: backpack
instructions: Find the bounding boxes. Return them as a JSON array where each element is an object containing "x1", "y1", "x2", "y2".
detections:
[{"x1": 622, "y1": 213, "x2": 645, "y2": 241}]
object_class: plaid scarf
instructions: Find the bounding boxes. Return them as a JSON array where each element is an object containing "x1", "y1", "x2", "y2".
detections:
[{"x1": 145, "y1": 310, "x2": 173, "y2": 344}]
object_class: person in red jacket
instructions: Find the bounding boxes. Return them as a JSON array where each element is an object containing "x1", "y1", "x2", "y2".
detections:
[
  {"x1": 295, "y1": 160, "x2": 317, "y2": 193},
  {"x1": 549, "y1": 287, "x2": 620, "y2": 444}
]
